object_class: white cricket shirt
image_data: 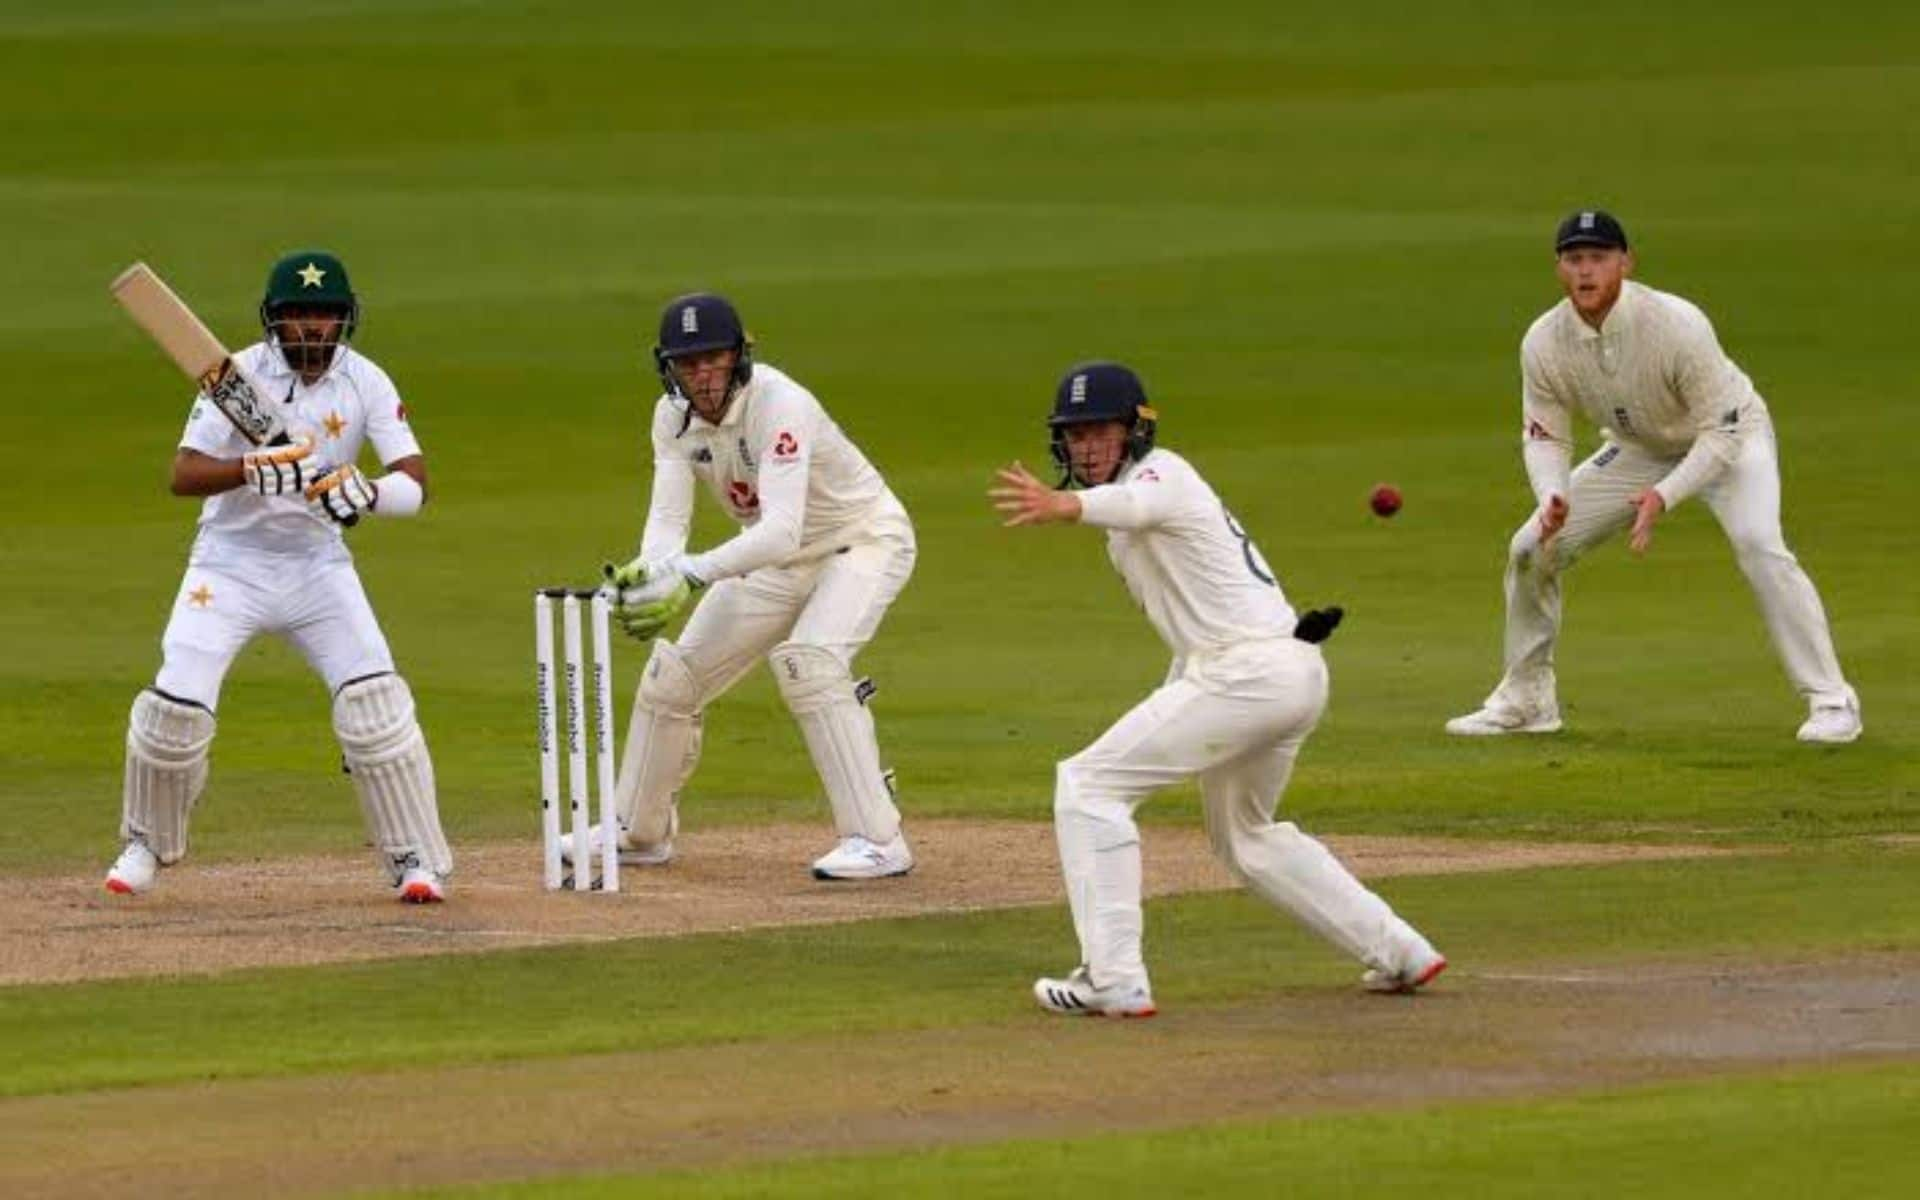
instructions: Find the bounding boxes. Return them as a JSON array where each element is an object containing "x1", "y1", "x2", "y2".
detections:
[
  {"x1": 1520, "y1": 280, "x2": 1770, "y2": 508},
  {"x1": 639, "y1": 363, "x2": 905, "y2": 582},
  {"x1": 1076, "y1": 448, "x2": 1297, "y2": 659},
  {"x1": 177, "y1": 343, "x2": 421, "y2": 554}
]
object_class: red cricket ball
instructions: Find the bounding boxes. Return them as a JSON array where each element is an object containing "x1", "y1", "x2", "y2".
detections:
[{"x1": 1370, "y1": 484, "x2": 1402, "y2": 517}]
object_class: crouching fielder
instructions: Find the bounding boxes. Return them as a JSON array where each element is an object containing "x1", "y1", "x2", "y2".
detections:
[
  {"x1": 991, "y1": 363, "x2": 1444, "y2": 1017},
  {"x1": 106, "y1": 250, "x2": 452, "y2": 902},
  {"x1": 597, "y1": 293, "x2": 916, "y2": 880},
  {"x1": 1446, "y1": 210, "x2": 1859, "y2": 743}
]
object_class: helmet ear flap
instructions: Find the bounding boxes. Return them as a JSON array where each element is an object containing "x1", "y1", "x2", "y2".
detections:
[
  {"x1": 1126, "y1": 407, "x2": 1157, "y2": 462},
  {"x1": 731, "y1": 336, "x2": 755, "y2": 389},
  {"x1": 653, "y1": 346, "x2": 681, "y2": 397}
]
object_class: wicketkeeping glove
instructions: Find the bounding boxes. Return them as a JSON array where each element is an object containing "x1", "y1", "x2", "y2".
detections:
[
  {"x1": 305, "y1": 464, "x2": 376, "y2": 526},
  {"x1": 243, "y1": 437, "x2": 328, "y2": 497},
  {"x1": 603, "y1": 554, "x2": 705, "y2": 641},
  {"x1": 1292, "y1": 606, "x2": 1344, "y2": 644}
]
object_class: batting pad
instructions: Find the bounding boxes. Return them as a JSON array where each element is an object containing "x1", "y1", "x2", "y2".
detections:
[
  {"x1": 771, "y1": 641, "x2": 900, "y2": 842},
  {"x1": 333, "y1": 673, "x2": 452, "y2": 881},
  {"x1": 613, "y1": 640, "x2": 702, "y2": 846},
  {"x1": 121, "y1": 689, "x2": 215, "y2": 864}
]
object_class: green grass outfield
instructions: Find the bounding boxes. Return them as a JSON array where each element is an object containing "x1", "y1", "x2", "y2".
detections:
[
  {"x1": 0, "y1": 0, "x2": 1915, "y2": 1194},
  {"x1": 411, "y1": 1063, "x2": 1920, "y2": 1200}
]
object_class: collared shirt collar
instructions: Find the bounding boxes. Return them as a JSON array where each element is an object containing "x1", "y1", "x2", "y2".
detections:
[
  {"x1": 1573, "y1": 280, "x2": 1639, "y2": 341},
  {"x1": 683, "y1": 377, "x2": 755, "y2": 433}
]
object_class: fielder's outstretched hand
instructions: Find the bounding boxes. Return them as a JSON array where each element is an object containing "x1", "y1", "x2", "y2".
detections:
[
  {"x1": 305, "y1": 464, "x2": 374, "y2": 526},
  {"x1": 990, "y1": 461, "x2": 1080, "y2": 526},
  {"x1": 1628, "y1": 488, "x2": 1665, "y2": 554}
]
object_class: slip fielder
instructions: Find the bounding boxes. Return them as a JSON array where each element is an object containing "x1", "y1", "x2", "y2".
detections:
[
  {"x1": 1447, "y1": 210, "x2": 1861, "y2": 743},
  {"x1": 106, "y1": 251, "x2": 453, "y2": 901}
]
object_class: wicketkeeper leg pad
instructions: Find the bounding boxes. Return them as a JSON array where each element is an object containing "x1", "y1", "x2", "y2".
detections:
[
  {"x1": 614, "y1": 639, "x2": 704, "y2": 847},
  {"x1": 121, "y1": 689, "x2": 215, "y2": 865},
  {"x1": 770, "y1": 641, "x2": 900, "y2": 843},
  {"x1": 333, "y1": 673, "x2": 453, "y2": 883}
]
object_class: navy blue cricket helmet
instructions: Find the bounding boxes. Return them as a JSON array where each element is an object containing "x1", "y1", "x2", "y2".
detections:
[
  {"x1": 653, "y1": 292, "x2": 754, "y2": 404},
  {"x1": 1048, "y1": 361, "x2": 1158, "y2": 486}
]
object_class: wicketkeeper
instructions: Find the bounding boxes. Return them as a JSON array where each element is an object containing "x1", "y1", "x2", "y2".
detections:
[
  {"x1": 106, "y1": 250, "x2": 453, "y2": 902},
  {"x1": 593, "y1": 293, "x2": 917, "y2": 880}
]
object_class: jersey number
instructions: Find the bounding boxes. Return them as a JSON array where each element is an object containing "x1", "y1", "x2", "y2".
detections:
[{"x1": 1223, "y1": 507, "x2": 1278, "y2": 587}]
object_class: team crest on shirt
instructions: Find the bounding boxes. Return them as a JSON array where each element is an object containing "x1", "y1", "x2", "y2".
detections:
[
  {"x1": 187, "y1": 583, "x2": 214, "y2": 609},
  {"x1": 693, "y1": 447, "x2": 713, "y2": 464},
  {"x1": 772, "y1": 431, "x2": 800, "y2": 460},
  {"x1": 322, "y1": 410, "x2": 347, "y2": 439}
]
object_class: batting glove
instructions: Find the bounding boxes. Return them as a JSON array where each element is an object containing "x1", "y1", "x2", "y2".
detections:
[
  {"x1": 243, "y1": 437, "x2": 328, "y2": 497},
  {"x1": 305, "y1": 464, "x2": 376, "y2": 526}
]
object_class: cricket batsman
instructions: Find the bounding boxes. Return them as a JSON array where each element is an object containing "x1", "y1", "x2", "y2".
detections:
[
  {"x1": 105, "y1": 250, "x2": 453, "y2": 902},
  {"x1": 991, "y1": 363, "x2": 1445, "y2": 1017},
  {"x1": 1446, "y1": 210, "x2": 1861, "y2": 743},
  {"x1": 594, "y1": 293, "x2": 917, "y2": 880}
]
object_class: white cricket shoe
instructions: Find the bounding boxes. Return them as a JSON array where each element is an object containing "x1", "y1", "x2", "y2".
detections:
[
  {"x1": 1363, "y1": 944, "x2": 1449, "y2": 994},
  {"x1": 1033, "y1": 966, "x2": 1157, "y2": 1018},
  {"x1": 810, "y1": 832, "x2": 913, "y2": 880},
  {"x1": 104, "y1": 839, "x2": 159, "y2": 895},
  {"x1": 561, "y1": 812, "x2": 677, "y2": 868},
  {"x1": 397, "y1": 866, "x2": 447, "y2": 904},
  {"x1": 1797, "y1": 699, "x2": 1862, "y2": 745},
  {"x1": 1445, "y1": 703, "x2": 1562, "y2": 736}
]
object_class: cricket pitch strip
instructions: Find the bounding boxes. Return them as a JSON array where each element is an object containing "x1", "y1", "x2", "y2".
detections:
[{"x1": 1, "y1": 820, "x2": 1744, "y2": 987}]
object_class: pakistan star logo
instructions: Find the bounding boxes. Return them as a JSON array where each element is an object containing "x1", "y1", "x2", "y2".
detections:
[{"x1": 297, "y1": 262, "x2": 327, "y2": 288}]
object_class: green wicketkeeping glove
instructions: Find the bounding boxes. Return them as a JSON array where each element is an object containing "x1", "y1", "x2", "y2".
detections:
[{"x1": 601, "y1": 555, "x2": 703, "y2": 641}]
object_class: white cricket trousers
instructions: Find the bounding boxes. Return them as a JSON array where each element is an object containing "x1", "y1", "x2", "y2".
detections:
[
  {"x1": 1492, "y1": 419, "x2": 1852, "y2": 712},
  {"x1": 1054, "y1": 637, "x2": 1431, "y2": 992},
  {"x1": 155, "y1": 533, "x2": 396, "y2": 708},
  {"x1": 673, "y1": 512, "x2": 916, "y2": 700}
]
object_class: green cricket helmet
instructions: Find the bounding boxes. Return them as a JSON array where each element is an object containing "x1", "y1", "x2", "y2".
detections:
[{"x1": 259, "y1": 250, "x2": 359, "y2": 377}]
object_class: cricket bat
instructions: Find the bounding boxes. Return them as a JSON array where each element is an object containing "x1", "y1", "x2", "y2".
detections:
[{"x1": 110, "y1": 262, "x2": 290, "y2": 447}]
